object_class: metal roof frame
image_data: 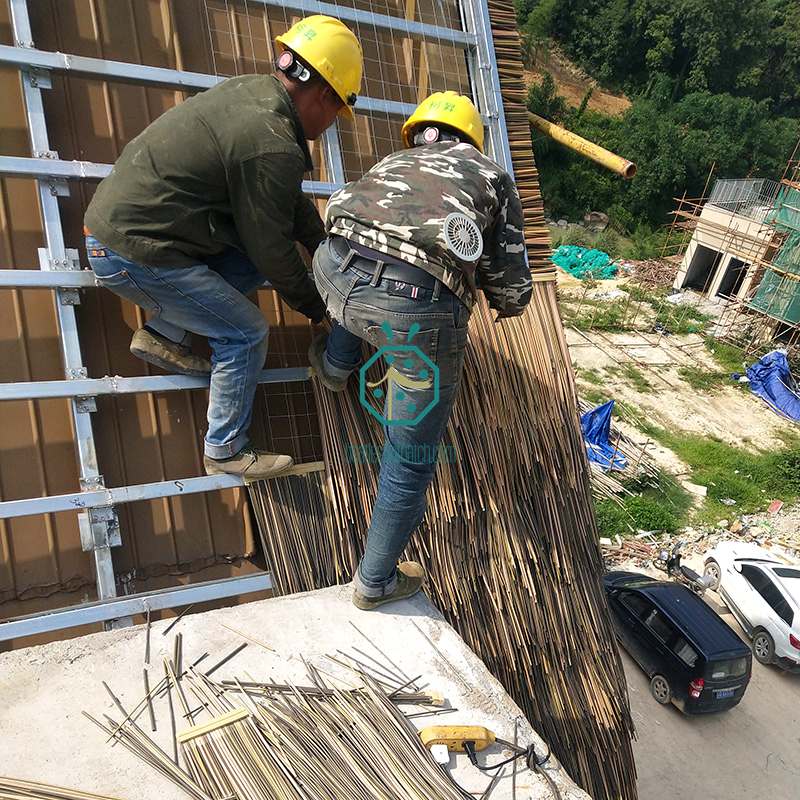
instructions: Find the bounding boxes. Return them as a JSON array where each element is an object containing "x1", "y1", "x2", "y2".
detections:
[
  {"x1": 0, "y1": 573, "x2": 273, "y2": 641},
  {"x1": 0, "y1": 0, "x2": 514, "y2": 641}
]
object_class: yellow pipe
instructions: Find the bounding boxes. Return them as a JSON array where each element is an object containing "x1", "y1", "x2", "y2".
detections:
[{"x1": 528, "y1": 112, "x2": 637, "y2": 179}]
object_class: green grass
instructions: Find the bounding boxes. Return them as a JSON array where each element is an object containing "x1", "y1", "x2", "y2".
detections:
[
  {"x1": 704, "y1": 338, "x2": 747, "y2": 374},
  {"x1": 643, "y1": 427, "x2": 800, "y2": 524},
  {"x1": 596, "y1": 494, "x2": 681, "y2": 537},
  {"x1": 605, "y1": 363, "x2": 653, "y2": 393},
  {"x1": 677, "y1": 365, "x2": 730, "y2": 393},
  {"x1": 576, "y1": 366, "x2": 604, "y2": 385},
  {"x1": 620, "y1": 363, "x2": 652, "y2": 393},
  {"x1": 652, "y1": 301, "x2": 711, "y2": 335},
  {"x1": 561, "y1": 299, "x2": 632, "y2": 332},
  {"x1": 581, "y1": 387, "x2": 611, "y2": 407}
]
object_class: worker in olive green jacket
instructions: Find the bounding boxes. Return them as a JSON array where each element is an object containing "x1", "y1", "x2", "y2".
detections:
[{"x1": 84, "y1": 16, "x2": 362, "y2": 482}]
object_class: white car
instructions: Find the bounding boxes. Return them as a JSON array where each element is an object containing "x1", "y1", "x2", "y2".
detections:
[{"x1": 703, "y1": 542, "x2": 800, "y2": 671}]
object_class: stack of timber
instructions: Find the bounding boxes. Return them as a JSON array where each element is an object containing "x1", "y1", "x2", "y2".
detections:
[{"x1": 251, "y1": 2, "x2": 638, "y2": 798}]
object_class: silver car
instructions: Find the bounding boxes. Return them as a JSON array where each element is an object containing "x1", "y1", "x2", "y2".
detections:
[{"x1": 704, "y1": 542, "x2": 800, "y2": 671}]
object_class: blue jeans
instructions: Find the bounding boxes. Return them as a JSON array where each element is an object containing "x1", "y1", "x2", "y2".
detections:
[
  {"x1": 313, "y1": 237, "x2": 469, "y2": 596},
  {"x1": 86, "y1": 235, "x2": 267, "y2": 459}
]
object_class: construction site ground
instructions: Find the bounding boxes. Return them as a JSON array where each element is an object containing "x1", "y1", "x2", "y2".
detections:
[
  {"x1": 567, "y1": 327, "x2": 791, "y2": 470},
  {"x1": 562, "y1": 272, "x2": 796, "y2": 483},
  {"x1": 0, "y1": 585, "x2": 587, "y2": 800},
  {"x1": 617, "y1": 555, "x2": 800, "y2": 800},
  {"x1": 562, "y1": 272, "x2": 799, "y2": 797}
]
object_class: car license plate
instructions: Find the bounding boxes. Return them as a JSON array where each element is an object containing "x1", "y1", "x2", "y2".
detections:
[{"x1": 715, "y1": 689, "x2": 735, "y2": 699}]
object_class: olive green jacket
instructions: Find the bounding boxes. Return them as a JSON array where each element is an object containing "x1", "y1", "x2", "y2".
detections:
[{"x1": 85, "y1": 75, "x2": 326, "y2": 321}]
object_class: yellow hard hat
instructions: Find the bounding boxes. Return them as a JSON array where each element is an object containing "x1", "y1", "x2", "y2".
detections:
[
  {"x1": 401, "y1": 91, "x2": 484, "y2": 153},
  {"x1": 276, "y1": 15, "x2": 363, "y2": 120}
]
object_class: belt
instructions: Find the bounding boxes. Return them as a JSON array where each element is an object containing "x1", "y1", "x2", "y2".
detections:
[{"x1": 331, "y1": 235, "x2": 440, "y2": 292}]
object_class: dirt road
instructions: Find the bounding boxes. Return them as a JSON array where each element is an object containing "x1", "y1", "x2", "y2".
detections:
[{"x1": 625, "y1": 601, "x2": 800, "y2": 800}]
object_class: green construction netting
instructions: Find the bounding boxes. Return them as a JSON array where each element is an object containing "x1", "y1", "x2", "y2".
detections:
[
  {"x1": 773, "y1": 230, "x2": 800, "y2": 274},
  {"x1": 551, "y1": 245, "x2": 617, "y2": 280},
  {"x1": 767, "y1": 185, "x2": 800, "y2": 234}
]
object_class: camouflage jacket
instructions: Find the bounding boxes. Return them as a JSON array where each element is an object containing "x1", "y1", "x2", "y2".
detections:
[{"x1": 325, "y1": 141, "x2": 531, "y2": 316}]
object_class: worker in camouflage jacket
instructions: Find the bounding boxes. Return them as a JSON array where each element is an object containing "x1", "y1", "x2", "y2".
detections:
[
  {"x1": 309, "y1": 91, "x2": 532, "y2": 611},
  {"x1": 83, "y1": 16, "x2": 363, "y2": 482}
]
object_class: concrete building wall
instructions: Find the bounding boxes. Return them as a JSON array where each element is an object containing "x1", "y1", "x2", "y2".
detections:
[{"x1": 673, "y1": 204, "x2": 774, "y2": 300}]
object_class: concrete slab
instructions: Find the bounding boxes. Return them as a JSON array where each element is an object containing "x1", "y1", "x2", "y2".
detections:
[{"x1": 0, "y1": 585, "x2": 589, "y2": 799}]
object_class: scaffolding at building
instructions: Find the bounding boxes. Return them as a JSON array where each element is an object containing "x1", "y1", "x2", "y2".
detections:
[{"x1": 662, "y1": 141, "x2": 800, "y2": 362}]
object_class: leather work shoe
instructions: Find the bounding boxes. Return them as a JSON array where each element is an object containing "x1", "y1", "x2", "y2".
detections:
[
  {"x1": 204, "y1": 447, "x2": 294, "y2": 483},
  {"x1": 308, "y1": 335, "x2": 349, "y2": 392},
  {"x1": 352, "y1": 562, "x2": 426, "y2": 611},
  {"x1": 130, "y1": 327, "x2": 211, "y2": 376}
]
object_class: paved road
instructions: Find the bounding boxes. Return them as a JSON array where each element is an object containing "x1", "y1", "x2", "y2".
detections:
[{"x1": 624, "y1": 595, "x2": 800, "y2": 800}]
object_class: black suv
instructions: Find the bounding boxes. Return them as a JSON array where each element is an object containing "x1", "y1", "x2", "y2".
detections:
[{"x1": 604, "y1": 571, "x2": 752, "y2": 713}]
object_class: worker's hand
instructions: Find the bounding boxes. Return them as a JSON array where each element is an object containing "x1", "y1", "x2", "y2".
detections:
[{"x1": 312, "y1": 315, "x2": 332, "y2": 334}]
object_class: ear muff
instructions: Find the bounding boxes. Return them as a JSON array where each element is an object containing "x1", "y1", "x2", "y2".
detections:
[
  {"x1": 277, "y1": 50, "x2": 312, "y2": 83},
  {"x1": 412, "y1": 126, "x2": 441, "y2": 147},
  {"x1": 411, "y1": 125, "x2": 464, "y2": 148}
]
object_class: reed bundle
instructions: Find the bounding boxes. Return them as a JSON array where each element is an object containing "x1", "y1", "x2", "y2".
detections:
[
  {"x1": 84, "y1": 653, "x2": 463, "y2": 800},
  {"x1": 250, "y1": 3, "x2": 638, "y2": 798},
  {"x1": 0, "y1": 780, "x2": 120, "y2": 800}
]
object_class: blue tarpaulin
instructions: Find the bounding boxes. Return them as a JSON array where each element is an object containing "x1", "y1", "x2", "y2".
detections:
[
  {"x1": 746, "y1": 350, "x2": 800, "y2": 422},
  {"x1": 581, "y1": 400, "x2": 628, "y2": 471}
]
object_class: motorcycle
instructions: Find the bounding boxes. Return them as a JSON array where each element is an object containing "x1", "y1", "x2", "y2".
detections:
[{"x1": 654, "y1": 541, "x2": 713, "y2": 596}]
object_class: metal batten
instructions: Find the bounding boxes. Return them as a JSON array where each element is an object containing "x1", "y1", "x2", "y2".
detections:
[
  {"x1": 9, "y1": 0, "x2": 118, "y2": 606},
  {"x1": 0, "y1": 44, "x2": 417, "y2": 117},
  {"x1": 0, "y1": 463, "x2": 325, "y2": 520},
  {"x1": 0, "y1": 269, "x2": 97, "y2": 287},
  {"x1": 0, "y1": 368, "x2": 310, "y2": 401},
  {"x1": 460, "y1": 0, "x2": 516, "y2": 179},
  {"x1": 0, "y1": 156, "x2": 338, "y2": 196},
  {"x1": 0, "y1": 573, "x2": 273, "y2": 641},
  {"x1": 255, "y1": 0, "x2": 475, "y2": 46}
]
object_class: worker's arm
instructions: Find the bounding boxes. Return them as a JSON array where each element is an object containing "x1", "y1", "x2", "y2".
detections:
[
  {"x1": 293, "y1": 193, "x2": 326, "y2": 257},
  {"x1": 477, "y1": 174, "x2": 531, "y2": 319},
  {"x1": 230, "y1": 151, "x2": 326, "y2": 322}
]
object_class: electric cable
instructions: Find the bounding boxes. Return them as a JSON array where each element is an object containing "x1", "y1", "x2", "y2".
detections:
[{"x1": 463, "y1": 738, "x2": 563, "y2": 800}]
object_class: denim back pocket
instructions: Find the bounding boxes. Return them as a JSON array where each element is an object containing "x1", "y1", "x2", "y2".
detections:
[{"x1": 87, "y1": 241, "x2": 162, "y2": 315}]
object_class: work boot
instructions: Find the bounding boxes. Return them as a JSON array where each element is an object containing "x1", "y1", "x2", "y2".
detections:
[
  {"x1": 130, "y1": 327, "x2": 211, "y2": 377},
  {"x1": 308, "y1": 335, "x2": 349, "y2": 392},
  {"x1": 204, "y1": 446, "x2": 294, "y2": 483},
  {"x1": 352, "y1": 562, "x2": 426, "y2": 611}
]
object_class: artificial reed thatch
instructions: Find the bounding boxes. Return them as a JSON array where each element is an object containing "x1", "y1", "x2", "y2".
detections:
[
  {"x1": 250, "y1": 2, "x2": 638, "y2": 797},
  {"x1": 0, "y1": 779, "x2": 121, "y2": 800}
]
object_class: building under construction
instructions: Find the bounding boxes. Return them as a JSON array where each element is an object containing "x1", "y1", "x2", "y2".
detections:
[{"x1": 669, "y1": 146, "x2": 800, "y2": 357}]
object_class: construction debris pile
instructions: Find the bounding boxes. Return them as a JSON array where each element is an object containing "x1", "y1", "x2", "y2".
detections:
[
  {"x1": 629, "y1": 259, "x2": 680, "y2": 289},
  {"x1": 601, "y1": 507, "x2": 800, "y2": 568},
  {"x1": 577, "y1": 398, "x2": 660, "y2": 504}
]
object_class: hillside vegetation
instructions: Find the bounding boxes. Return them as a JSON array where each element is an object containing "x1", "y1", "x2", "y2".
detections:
[{"x1": 516, "y1": 0, "x2": 800, "y2": 233}]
